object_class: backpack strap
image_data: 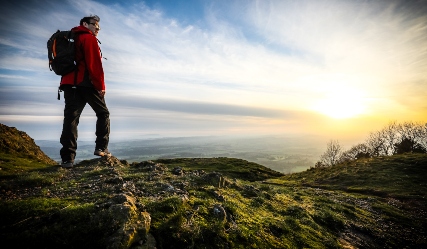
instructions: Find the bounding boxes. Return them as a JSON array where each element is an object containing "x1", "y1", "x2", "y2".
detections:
[
  {"x1": 48, "y1": 30, "x2": 60, "y2": 72},
  {"x1": 57, "y1": 87, "x2": 62, "y2": 100},
  {"x1": 97, "y1": 38, "x2": 107, "y2": 60},
  {"x1": 72, "y1": 33, "x2": 85, "y2": 95}
]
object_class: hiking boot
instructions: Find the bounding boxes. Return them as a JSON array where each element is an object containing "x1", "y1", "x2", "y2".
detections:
[
  {"x1": 61, "y1": 161, "x2": 74, "y2": 168},
  {"x1": 94, "y1": 148, "x2": 111, "y2": 157}
]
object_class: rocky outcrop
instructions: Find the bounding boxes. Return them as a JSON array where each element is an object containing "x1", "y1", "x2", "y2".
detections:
[
  {"x1": 105, "y1": 194, "x2": 151, "y2": 249},
  {"x1": 58, "y1": 156, "x2": 155, "y2": 248}
]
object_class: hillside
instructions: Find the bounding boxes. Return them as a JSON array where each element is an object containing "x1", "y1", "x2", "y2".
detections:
[
  {"x1": 0, "y1": 123, "x2": 56, "y2": 165},
  {"x1": 0, "y1": 124, "x2": 426, "y2": 248}
]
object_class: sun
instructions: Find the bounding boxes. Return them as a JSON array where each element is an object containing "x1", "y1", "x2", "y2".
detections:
[
  {"x1": 313, "y1": 96, "x2": 366, "y2": 119},
  {"x1": 310, "y1": 85, "x2": 368, "y2": 119},
  {"x1": 300, "y1": 73, "x2": 370, "y2": 119}
]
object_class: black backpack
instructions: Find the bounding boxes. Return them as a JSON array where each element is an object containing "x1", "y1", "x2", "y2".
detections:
[{"x1": 47, "y1": 30, "x2": 77, "y2": 76}]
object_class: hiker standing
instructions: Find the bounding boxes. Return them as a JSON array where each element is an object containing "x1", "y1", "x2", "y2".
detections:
[{"x1": 59, "y1": 15, "x2": 110, "y2": 168}]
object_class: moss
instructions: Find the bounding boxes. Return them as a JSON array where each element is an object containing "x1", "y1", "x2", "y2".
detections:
[
  {"x1": 1, "y1": 150, "x2": 427, "y2": 248},
  {"x1": 1, "y1": 199, "x2": 125, "y2": 248}
]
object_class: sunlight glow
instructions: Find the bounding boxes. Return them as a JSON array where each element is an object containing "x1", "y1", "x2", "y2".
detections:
[
  {"x1": 308, "y1": 76, "x2": 368, "y2": 119},
  {"x1": 1, "y1": 0, "x2": 426, "y2": 139},
  {"x1": 313, "y1": 96, "x2": 366, "y2": 119}
]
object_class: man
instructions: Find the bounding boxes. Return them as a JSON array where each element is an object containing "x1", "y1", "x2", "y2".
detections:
[{"x1": 59, "y1": 15, "x2": 110, "y2": 168}]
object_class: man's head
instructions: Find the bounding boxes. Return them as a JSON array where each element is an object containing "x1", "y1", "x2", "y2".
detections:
[{"x1": 80, "y1": 15, "x2": 101, "y2": 36}]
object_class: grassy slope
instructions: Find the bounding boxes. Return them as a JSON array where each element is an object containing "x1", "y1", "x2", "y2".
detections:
[
  {"x1": 1, "y1": 152, "x2": 426, "y2": 248},
  {"x1": 268, "y1": 153, "x2": 427, "y2": 247},
  {"x1": 0, "y1": 124, "x2": 56, "y2": 165},
  {"x1": 150, "y1": 154, "x2": 427, "y2": 248},
  {"x1": 277, "y1": 154, "x2": 427, "y2": 199}
]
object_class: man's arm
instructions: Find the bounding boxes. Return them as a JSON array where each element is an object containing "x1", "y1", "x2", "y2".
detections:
[{"x1": 83, "y1": 35, "x2": 105, "y2": 92}]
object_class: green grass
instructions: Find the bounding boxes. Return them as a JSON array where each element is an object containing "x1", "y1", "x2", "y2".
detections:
[
  {"x1": 0, "y1": 153, "x2": 64, "y2": 197},
  {"x1": 1, "y1": 200, "x2": 118, "y2": 248},
  {"x1": 155, "y1": 157, "x2": 284, "y2": 181},
  {"x1": 143, "y1": 154, "x2": 427, "y2": 248},
  {"x1": 1, "y1": 153, "x2": 426, "y2": 248},
  {"x1": 277, "y1": 154, "x2": 427, "y2": 199},
  {"x1": 0, "y1": 153, "x2": 53, "y2": 174}
]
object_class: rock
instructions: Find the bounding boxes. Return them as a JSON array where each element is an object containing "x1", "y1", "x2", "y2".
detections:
[
  {"x1": 111, "y1": 193, "x2": 132, "y2": 204},
  {"x1": 213, "y1": 204, "x2": 227, "y2": 222},
  {"x1": 131, "y1": 233, "x2": 157, "y2": 249},
  {"x1": 242, "y1": 185, "x2": 260, "y2": 197},
  {"x1": 172, "y1": 167, "x2": 183, "y2": 175},
  {"x1": 122, "y1": 181, "x2": 137, "y2": 193},
  {"x1": 202, "y1": 172, "x2": 230, "y2": 188},
  {"x1": 164, "y1": 183, "x2": 175, "y2": 192},
  {"x1": 173, "y1": 181, "x2": 187, "y2": 190},
  {"x1": 180, "y1": 194, "x2": 189, "y2": 203},
  {"x1": 133, "y1": 161, "x2": 167, "y2": 172},
  {"x1": 105, "y1": 175, "x2": 124, "y2": 184},
  {"x1": 106, "y1": 194, "x2": 152, "y2": 249},
  {"x1": 101, "y1": 156, "x2": 125, "y2": 167}
]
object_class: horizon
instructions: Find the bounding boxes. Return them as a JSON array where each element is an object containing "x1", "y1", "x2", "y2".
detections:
[
  {"x1": 35, "y1": 133, "x2": 329, "y2": 173},
  {"x1": 1, "y1": 0, "x2": 426, "y2": 143}
]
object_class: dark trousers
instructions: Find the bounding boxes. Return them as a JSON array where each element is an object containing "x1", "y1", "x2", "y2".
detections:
[{"x1": 60, "y1": 85, "x2": 110, "y2": 162}]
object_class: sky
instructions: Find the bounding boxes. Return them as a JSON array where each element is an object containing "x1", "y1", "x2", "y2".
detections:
[{"x1": 0, "y1": 0, "x2": 426, "y2": 144}]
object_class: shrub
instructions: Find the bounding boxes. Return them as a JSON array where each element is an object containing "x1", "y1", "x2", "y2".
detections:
[{"x1": 394, "y1": 137, "x2": 427, "y2": 154}]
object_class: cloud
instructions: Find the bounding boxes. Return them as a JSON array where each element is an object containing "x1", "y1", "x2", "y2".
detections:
[
  {"x1": 0, "y1": 85, "x2": 296, "y2": 119},
  {"x1": 0, "y1": 0, "x2": 426, "y2": 140},
  {"x1": 109, "y1": 92, "x2": 295, "y2": 118}
]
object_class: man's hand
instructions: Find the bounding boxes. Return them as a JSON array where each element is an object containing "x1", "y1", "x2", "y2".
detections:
[{"x1": 98, "y1": 90, "x2": 106, "y2": 98}]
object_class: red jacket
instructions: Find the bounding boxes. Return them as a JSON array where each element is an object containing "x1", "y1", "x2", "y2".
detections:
[{"x1": 60, "y1": 25, "x2": 105, "y2": 91}]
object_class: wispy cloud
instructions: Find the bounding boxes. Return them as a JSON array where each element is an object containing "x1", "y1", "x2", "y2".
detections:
[{"x1": 0, "y1": 0, "x2": 426, "y2": 140}]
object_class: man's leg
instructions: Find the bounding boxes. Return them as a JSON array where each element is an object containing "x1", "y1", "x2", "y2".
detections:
[
  {"x1": 85, "y1": 87, "x2": 110, "y2": 152},
  {"x1": 60, "y1": 86, "x2": 86, "y2": 163}
]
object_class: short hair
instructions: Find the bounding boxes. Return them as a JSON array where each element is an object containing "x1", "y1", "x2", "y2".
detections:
[{"x1": 80, "y1": 14, "x2": 100, "y2": 25}]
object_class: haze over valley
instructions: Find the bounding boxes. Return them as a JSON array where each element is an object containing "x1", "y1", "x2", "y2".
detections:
[{"x1": 38, "y1": 135, "x2": 326, "y2": 173}]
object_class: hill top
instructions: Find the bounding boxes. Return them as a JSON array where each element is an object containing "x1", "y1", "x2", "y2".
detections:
[{"x1": 0, "y1": 123, "x2": 426, "y2": 248}]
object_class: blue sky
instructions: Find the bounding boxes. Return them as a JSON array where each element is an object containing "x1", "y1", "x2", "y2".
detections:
[{"x1": 0, "y1": 0, "x2": 426, "y2": 143}]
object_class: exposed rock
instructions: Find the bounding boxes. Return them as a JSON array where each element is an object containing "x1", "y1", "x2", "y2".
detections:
[
  {"x1": 242, "y1": 184, "x2": 260, "y2": 197},
  {"x1": 166, "y1": 184, "x2": 176, "y2": 192},
  {"x1": 133, "y1": 161, "x2": 167, "y2": 172},
  {"x1": 213, "y1": 204, "x2": 227, "y2": 222},
  {"x1": 188, "y1": 169, "x2": 206, "y2": 176},
  {"x1": 172, "y1": 181, "x2": 187, "y2": 190},
  {"x1": 131, "y1": 233, "x2": 157, "y2": 249},
  {"x1": 202, "y1": 172, "x2": 230, "y2": 188},
  {"x1": 106, "y1": 193, "x2": 152, "y2": 249},
  {"x1": 122, "y1": 181, "x2": 137, "y2": 193},
  {"x1": 171, "y1": 167, "x2": 183, "y2": 175},
  {"x1": 180, "y1": 194, "x2": 189, "y2": 203},
  {"x1": 103, "y1": 156, "x2": 126, "y2": 167},
  {"x1": 105, "y1": 175, "x2": 124, "y2": 184}
]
